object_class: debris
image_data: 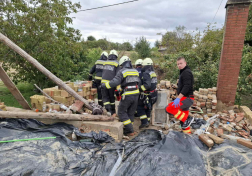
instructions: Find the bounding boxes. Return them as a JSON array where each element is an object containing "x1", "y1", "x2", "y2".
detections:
[
  {"x1": 199, "y1": 134, "x2": 214, "y2": 148},
  {"x1": 217, "y1": 128, "x2": 224, "y2": 136},
  {"x1": 237, "y1": 138, "x2": 252, "y2": 149},
  {"x1": 122, "y1": 136, "x2": 130, "y2": 140},
  {"x1": 206, "y1": 133, "x2": 224, "y2": 144}
]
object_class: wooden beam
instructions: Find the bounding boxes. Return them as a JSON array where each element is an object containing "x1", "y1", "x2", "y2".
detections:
[
  {"x1": 0, "y1": 111, "x2": 114, "y2": 121},
  {"x1": 0, "y1": 65, "x2": 31, "y2": 110},
  {"x1": 0, "y1": 32, "x2": 92, "y2": 110}
]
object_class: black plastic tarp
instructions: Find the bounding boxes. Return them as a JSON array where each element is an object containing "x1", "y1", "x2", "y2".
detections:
[{"x1": 0, "y1": 118, "x2": 251, "y2": 176}]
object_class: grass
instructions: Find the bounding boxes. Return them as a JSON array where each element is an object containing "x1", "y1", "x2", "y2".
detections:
[{"x1": 0, "y1": 81, "x2": 40, "y2": 108}]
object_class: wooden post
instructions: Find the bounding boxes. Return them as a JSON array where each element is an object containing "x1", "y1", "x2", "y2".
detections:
[
  {"x1": 0, "y1": 65, "x2": 31, "y2": 110},
  {"x1": 0, "y1": 111, "x2": 114, "y2": 121},
  {"x1": 0, "y1": 32, "x2": 92, "y2": 110}
]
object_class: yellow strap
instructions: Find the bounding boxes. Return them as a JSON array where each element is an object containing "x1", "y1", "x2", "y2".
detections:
[
  {"x1": 141, "y1": 85, "x2": 146, "y2": 91},
  {"x1": 101, "y1": 79, "x2": 109, "y2": 83},
  {"x1": 183, "y1": 129, "x2": 191, "y2": 133},
  {"x1": 95, "y1": 61, "x2": 104, "y2": 65},
  {"x1": 98, "y1": 100, "x2": 102, "y2": 102},
  {"x1": 123, "y1": 71, "x2": 139, "y2": 78},
  {"x1": 150, "y1": 73, "x2": 157, "y2": 78},
  {"x1": 174, "y1": 111, "x2": 182, "y2": 118},
  {"x1": 140, "y1": 115, "x2": 147, "y2": 119},
  {"x1": 95, "y1": 76, "x2": 102, "y2": 80},
  {"x1": 104, "y1": 102, "x2": 110, "y2": 105},
  {"x1": 105, "y1": 82, "x2": 111, "y2": 89},
  {"x1": 123, "y1": 89, "x2": 140, "y2": 96},
  {"x1": 148, "y1": 117, "x2": 150, "y2": 121},
  {"x1": 179, "y1": 112, "x2": 186, "y2": 121},
  {"x1": 123, "y1": 119, "x2": 131, "y2": 125},
  {"x1": 104, "y1": 62, "x2": 118, "y2": 67},
  {"x1": 110, "y1": 102, "x2": 115, "y2": 105}
]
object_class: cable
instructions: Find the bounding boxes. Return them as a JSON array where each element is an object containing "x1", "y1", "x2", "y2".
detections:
[
  {"x1": 0, "y1": 137, "x2": 57, "y2": 143},
  {"x1": 77, "y1": 0, "x2": 140, "y2": 12},
  {"x1": 211, "y1": 0, "x2": 224, "y2": 23}
]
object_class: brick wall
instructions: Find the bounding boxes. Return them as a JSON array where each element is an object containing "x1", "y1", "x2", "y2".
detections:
[{"x1": 217, "y1": 1, "x2": 251, "y2": 106}]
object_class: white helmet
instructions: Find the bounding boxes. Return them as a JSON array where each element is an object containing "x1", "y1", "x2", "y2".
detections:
[
  {"x1": 109, "y1": 49, "x2": 118, "y2": 57},
  {"x1": 142, "y1": 58, "x2": 153, "y2": 66},
  {"x1": 119, "y1": 56, "x2": 131, "y2": 66},
  {"x1": 135, "y1": 59, "x2": 143, "y2": 66},
  {"x1": 101, "y1": 51, "x2": 108, "y2": 57}
]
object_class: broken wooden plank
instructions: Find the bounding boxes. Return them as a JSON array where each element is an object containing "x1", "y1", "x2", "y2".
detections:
[
  {"x1": 0, "y1": 65, "x2": 31, "y2": 110},
  {"x1": 0, "y1": 32, "x2": 92, "y2": 110},
  {"x1": 0, "y1": 111, "x2": 114, "y2": 121}
]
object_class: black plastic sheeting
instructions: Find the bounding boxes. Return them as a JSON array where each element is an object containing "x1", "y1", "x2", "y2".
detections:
[{"x1": 0, "y1": 118, "x2": 252, "y2": 176}]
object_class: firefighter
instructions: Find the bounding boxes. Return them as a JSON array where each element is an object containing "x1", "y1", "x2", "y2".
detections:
[
  {"x1": 102, "y1": 56, "x2": 140, "y2": 136},
  {"x1": 135, "y1": 59, "x2": 143, "y2": 78},
  {"x1": 137, "y1": 58, "x2": 158, "y2": 129},
  {"x1": 134, "y1": 59, "x2": 143, "y2": 117},
  {"x1": 88, "y1": 51, "x2": 108, "y2": 106},
  {"x1": 101, "y1": 50, "x2": 120, "y2": 117},
  {"x1": 165, "y1": 57, "x2": 194, "y2": 134}
]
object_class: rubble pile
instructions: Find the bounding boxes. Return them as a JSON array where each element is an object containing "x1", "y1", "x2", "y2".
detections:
[
  {"x1": 169, "y1": 109, "x2": 252, "y2": 149},
  {"x1": 30, "y1": 81, "x2": 97, "y2": 112}
]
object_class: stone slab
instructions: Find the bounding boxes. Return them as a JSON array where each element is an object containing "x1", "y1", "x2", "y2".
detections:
[
  {"x1": 40, "y1": 119, "x2": 123, "y2": 141},
  {"x1": 240, "y1": 106, "x2": 252, "y2": 125}
]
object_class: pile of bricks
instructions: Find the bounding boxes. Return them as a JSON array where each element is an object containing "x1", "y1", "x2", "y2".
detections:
[
  {"x1": 193, "y1": 87, "x2": 217, "y2": 114},
  {"x1": 197, "y1": 110, "x2": 252, "y2": 149},
  {"x1": 0, "y1": 101, "x2": 7, "y2": 111},
  {"x1": 30, "y1": 81, "x2": 97, "y2": 112},
  {"x1": 158, "y1": 80, "x2": 178, "y2": 100}
]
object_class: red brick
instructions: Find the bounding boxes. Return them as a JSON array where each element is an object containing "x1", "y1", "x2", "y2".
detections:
[{"x1": 237, "y1": 139, "x2": 252, "y2": 149}]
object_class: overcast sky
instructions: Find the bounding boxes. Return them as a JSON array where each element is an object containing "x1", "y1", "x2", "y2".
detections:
[{"x1": 70, "y1": 0, "x2": 227, "y2": 46}]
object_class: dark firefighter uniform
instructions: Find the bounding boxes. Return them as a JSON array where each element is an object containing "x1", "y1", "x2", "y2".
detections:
[
  {"x1": 89, "y1": 52, "x2": 108, "y2": 106},
  {"x1": 101, "y1": 50, "x2": 120, "y2": 115},
  {"x1": 102, "y1": 56, "x2": 140, "y2": 135},
  {"x1": 134, "y1": 59, "x2": 143, "y2": 117},
  {"x1": 137, "y1": 59, "x2": 158, "y2": 128}
]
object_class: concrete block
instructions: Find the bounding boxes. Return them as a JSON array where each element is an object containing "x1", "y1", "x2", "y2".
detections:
[
  {"x1": 41, "y1": 119, "x2": 123, "y2": 141},
  {"x1": 152, "y1": 90, "x2": 169, "y2": 126}
]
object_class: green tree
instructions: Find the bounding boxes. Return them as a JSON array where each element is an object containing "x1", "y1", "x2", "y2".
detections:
[
  {"x1": 120, "y1": 42, "x2": 133, "y2": 51},
  {"x1": 96, "y1": 39, "x2": 109, "y2": 50},
  {"x1": 245, "y1": 5, "x2": 252, "y2": 46},
  {"x1": 0, "y1": 0, "x2": 82, "y2": 88},
  {"x1": 134, "y1": 36, "x2": 151, "y2": 58},
  {"x1": 154, "y1": 40, "x2": 160, "y2": 48},
  {"x1": 161, "y1": 24, "x2": 223, "y2": 90},
  {"x1": 87, "y1": 35, "x2": 96, "y2": 41},
  {"x1": 160, "y1": 26, "x2": 194, "y2": 54},
  {"x1": 236, "y1": 45, "x2": 252, "y2": 105}
]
